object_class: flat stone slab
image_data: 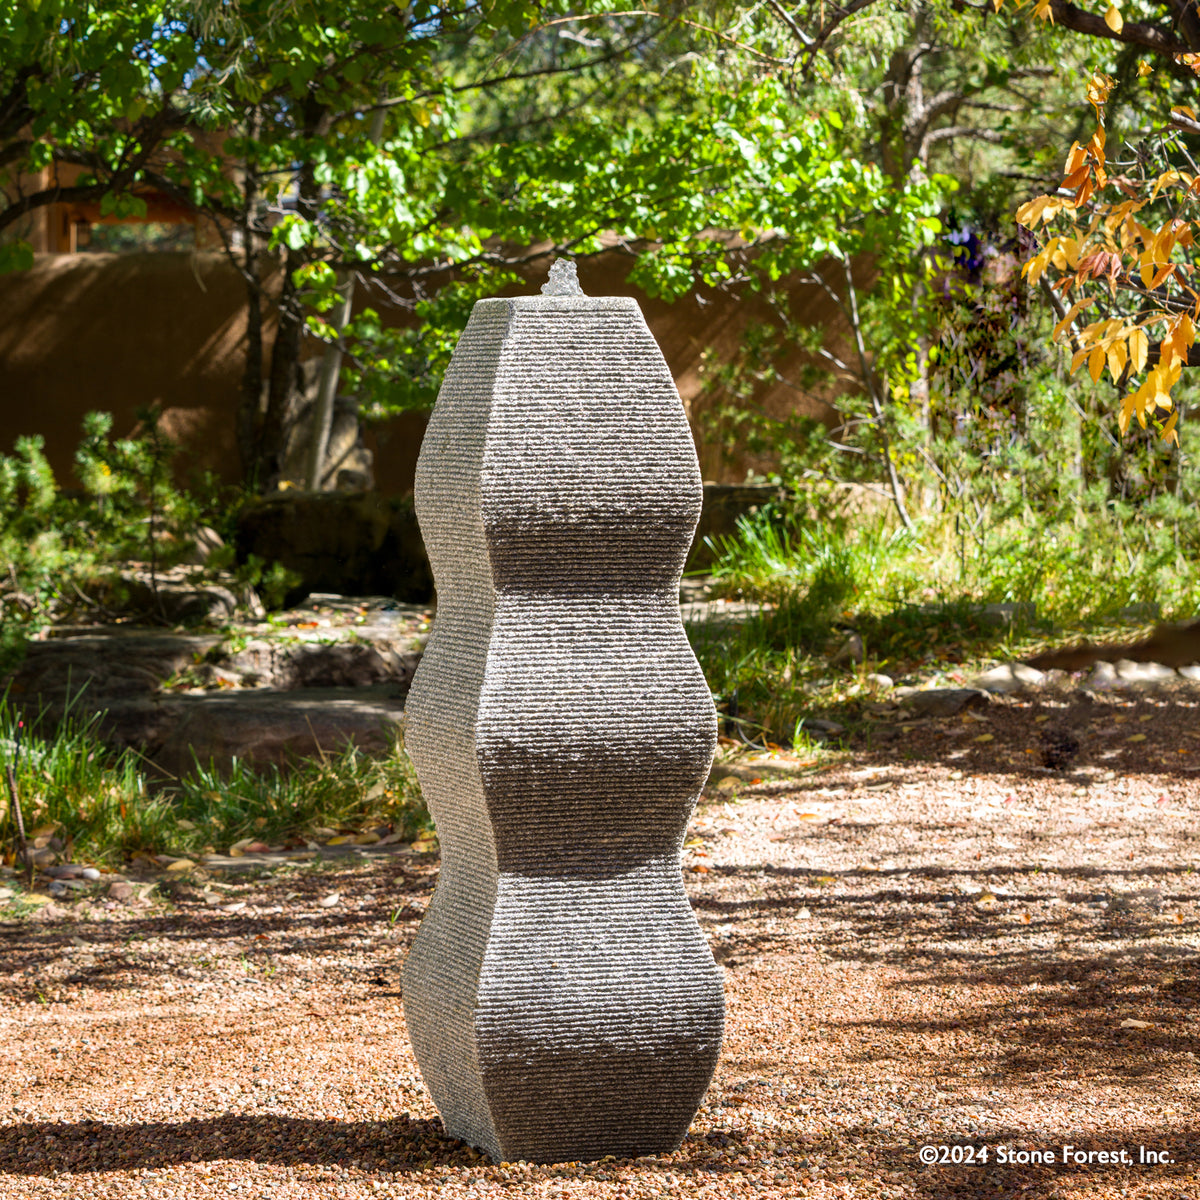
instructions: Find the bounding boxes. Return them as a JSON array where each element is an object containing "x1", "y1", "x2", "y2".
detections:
[
  {"x1": 3, "y1": 598, "x2": 427, "y2": 775},
  {"x1": 7, "y1": 630, "x2": 221, "y2": 711},
  {"x1": 16, "y1": 603, "x2": 427, "y2": 702},
  {"x1": 976, "y1": 602, "x2": 1037, "y2": 627},
  {"x1": 97, "y1": 685, "x2": 407, "y2": 777},
  {"x1": 892, "y1": 687, "x2": 991, "y2": 718}
]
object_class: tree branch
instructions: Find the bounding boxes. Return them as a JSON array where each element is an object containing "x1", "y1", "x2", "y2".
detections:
[
  {"x1": 1040, "y1": 0, "x2": 1188, "y2": 56},
  {"x1": 765, "y1": 0, "x2": 812, "y2": 47},
  {"x1": 359, "y1": 38, "x2": 662, "y2": 115},
  {"x1": 920, "y1": 88, "x2": 968, "y2": 126},
  {"x1": 0, "y1": 183, "x2": 109, "y2": 235},
  {"x1": 838, "y1": 254, "x2": 915, "y2": 531},
  {"x1": 1162, "y1": 0, "x2": 1200, "y2": 53},
  {"x1": 924, "y1": 125, "x2": 1005, "y2": 147},
  {"x1": 800, "y1": 0, "x2": 886, "y2": 70},
  {"x1": 0, "y1": 140, "x2": 31, "y2": 171},
  {"x1": 1169, "y1": 110, "x2": 1200, "y2": 137}
]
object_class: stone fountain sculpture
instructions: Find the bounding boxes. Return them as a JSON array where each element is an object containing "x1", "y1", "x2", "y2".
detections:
[{"x1": 402, "y1": 259, "x2": 723, "y2": 1165}]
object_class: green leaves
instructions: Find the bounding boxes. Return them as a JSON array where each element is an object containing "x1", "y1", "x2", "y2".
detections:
[
  {"x1": 0, "y1": 1, "x2": 228, "y2": 258},
  {"x1": 0, "y1": 241, "x2": 34, "y2": 275},
  {"x1": 0, "y1": 0, "x2": 972, "y2": 484},
  {"x1": 98, "y1": 193, "x2": 147, "y2": 220},
  {"x1": 271, "y1": 215, "x2": 312, "y2": 254}
]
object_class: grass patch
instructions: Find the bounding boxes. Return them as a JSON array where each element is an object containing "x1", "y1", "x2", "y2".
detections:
[
  {"x1": 0, "y1": 694, "x2": 428, "y2": 868},
  {"x1": 690, "y1": 501, "x2": 1200, "y2": 747},
  {"x1": 173, "y1": 747, "x2": 430, "y2": 859}
]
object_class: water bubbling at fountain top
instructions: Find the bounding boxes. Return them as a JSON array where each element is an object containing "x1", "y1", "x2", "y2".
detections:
[{"x1": 540, "y1": 258, "x2": 584, "y2": 296}]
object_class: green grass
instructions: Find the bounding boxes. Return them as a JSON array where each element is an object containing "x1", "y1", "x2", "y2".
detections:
[
  {"x1": 172, "y1": 746, "x2": 430, "y2": 858},
  {"x1": 690, "y1": 502, "x2": 1200, "y2": 747},
  {"x1": 706, "y1": 512, "x2": 924, "y2": 612},
  {"x1": 5, "y1": 494, "x2": 1197, "y2": 862},
  {"x1": 0, "y1": 695, "x2": 429, "y2": 868}
]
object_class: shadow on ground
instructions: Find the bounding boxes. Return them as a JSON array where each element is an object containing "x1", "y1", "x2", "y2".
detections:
[
  {"x1": 0, "y1": 1111, "x2": 1195, "y2": 1197},
  {"x1": 3, "y1": 823, "x2": 1199, "y2": 1195},
  {"x1": 0, "y1": 856, "x2": 436, "y2": 1001}
]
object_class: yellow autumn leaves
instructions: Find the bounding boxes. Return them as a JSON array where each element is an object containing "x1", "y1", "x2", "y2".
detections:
[
  {"x1": 995, "y1": 0, "x2": 1123, "y2": 33},
  {"x1": 1052, "y1": 309, "x2": 1175, "y2": 439},
  {"x1": 1014, "y1": 65, "x2": 1199, "y2": 445}
]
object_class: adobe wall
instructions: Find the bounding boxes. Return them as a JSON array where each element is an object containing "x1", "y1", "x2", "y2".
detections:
[{"x1": 0, "y1": 249, "x2": 853, "y2": 494}]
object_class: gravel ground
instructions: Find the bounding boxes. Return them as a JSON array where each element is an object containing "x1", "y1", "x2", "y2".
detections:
[{"x1": 2, "y1": 681, "x2": 1199, "y2": 1199}]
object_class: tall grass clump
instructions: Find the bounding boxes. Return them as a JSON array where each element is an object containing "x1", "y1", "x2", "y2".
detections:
[
  {"x1": 174, "y1": 744, "x2": 430, "y2": 857},
  {"x1": 0, "y1": 692, "x2": 428, "y2": 867},
  {"x1": 958, "y1": 484, "x2": 1200, "y2": 626},
  {"x1": 692, "y1": 509, "x2": 939, "y2": 747},
  {"x1": 0, "y1": 696, "x2": 173, "y2": 865},
  {"x1": 689, "y1": 475, "x2": 1200, "y2": 747},
  {"x1": 706, "y1": 507, "x2": 925, "y2": 615}
]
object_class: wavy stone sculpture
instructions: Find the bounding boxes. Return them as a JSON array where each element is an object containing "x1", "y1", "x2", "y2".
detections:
[{"x1": 402, "y1": 263, "x2": 723, "y2": 1165}]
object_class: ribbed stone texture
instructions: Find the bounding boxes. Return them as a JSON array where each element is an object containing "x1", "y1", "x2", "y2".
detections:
[{"x1": 401, "y1": 287, "x2": 723, "y2": 1165}]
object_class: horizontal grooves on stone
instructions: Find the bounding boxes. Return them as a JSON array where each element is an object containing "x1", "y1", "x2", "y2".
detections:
[{"x1": 403, "y1": 295, "x2": 722, "y2": 1164}]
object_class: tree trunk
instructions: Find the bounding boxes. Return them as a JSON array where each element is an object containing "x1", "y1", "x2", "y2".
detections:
[
  {"x1": 257, "y1": 106, "x2": 328, "y2": 492},
  {"x1": 910, "y1": 271, "x2": 939, "y2": 513},
  {"x1": 842, "y1": 258, "x2": 915, "y2": 532},
  {"x1": 304, "y1": 277, "x2": 354, "y2": 490},
  {"x1": 258, "y1": 253, "x2": 310, "y2": 490},
  {"x1": 880, "y1": 11, "x2": 938, "y2": 515},
  {"x1": 304, "y1": 98, "x2": 385, "y2": 492},
  {"x1": 236, "y1": 113, "x2": 266, "y2": 490}
]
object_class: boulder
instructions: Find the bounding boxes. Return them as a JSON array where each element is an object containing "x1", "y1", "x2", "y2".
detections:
[
  {"x1": 800, "y1": 718, "x2": 845, "y2": 739},
  {"x1": 93, "y1": 567, "x2": 241, "y2": 624},
  {"x1": 177, "y1": 526, "x2": 226, "y2": 567},
  {"x1": 830, "y1": 632, "x2": 864, "y2": 666},
  {"x1": 1026, "y1": 619, "x2": 1200, "y2": 673},
  {"x1": 1118, "y1": 602, "x2": 1161, "y2": 623},
  {"x1": 207, "y1": 635, "x2": 421, "y2": 691},
  {"x1": 976, "y1": 602, "x2": 1037, "y2": 628},
  {"x1": 24, "y1": 684, "x2": 407, "y2": 778}
]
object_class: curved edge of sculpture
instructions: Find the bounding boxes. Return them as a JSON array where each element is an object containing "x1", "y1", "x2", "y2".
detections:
[{"x1": 403, "y1": 288, "x2": 723, "y2": 1164}]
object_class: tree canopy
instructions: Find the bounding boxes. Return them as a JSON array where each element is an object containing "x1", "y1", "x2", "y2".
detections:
[
  {"x1": 3, "y1": 0, "x2": 1179, "y2": 497},
  {"x1": 1, "y1": 1, "x2": 964, "y2": 492}
]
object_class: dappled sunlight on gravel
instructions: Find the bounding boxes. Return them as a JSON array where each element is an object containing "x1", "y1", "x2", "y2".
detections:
[{"x1": 3, "y1": 711, "x2": 1200, "y2": 1197}]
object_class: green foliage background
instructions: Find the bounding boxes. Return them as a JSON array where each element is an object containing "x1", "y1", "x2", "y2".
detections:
[{"x1": 3, "y1": 1, "x2": 1200, "y2": 751}]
